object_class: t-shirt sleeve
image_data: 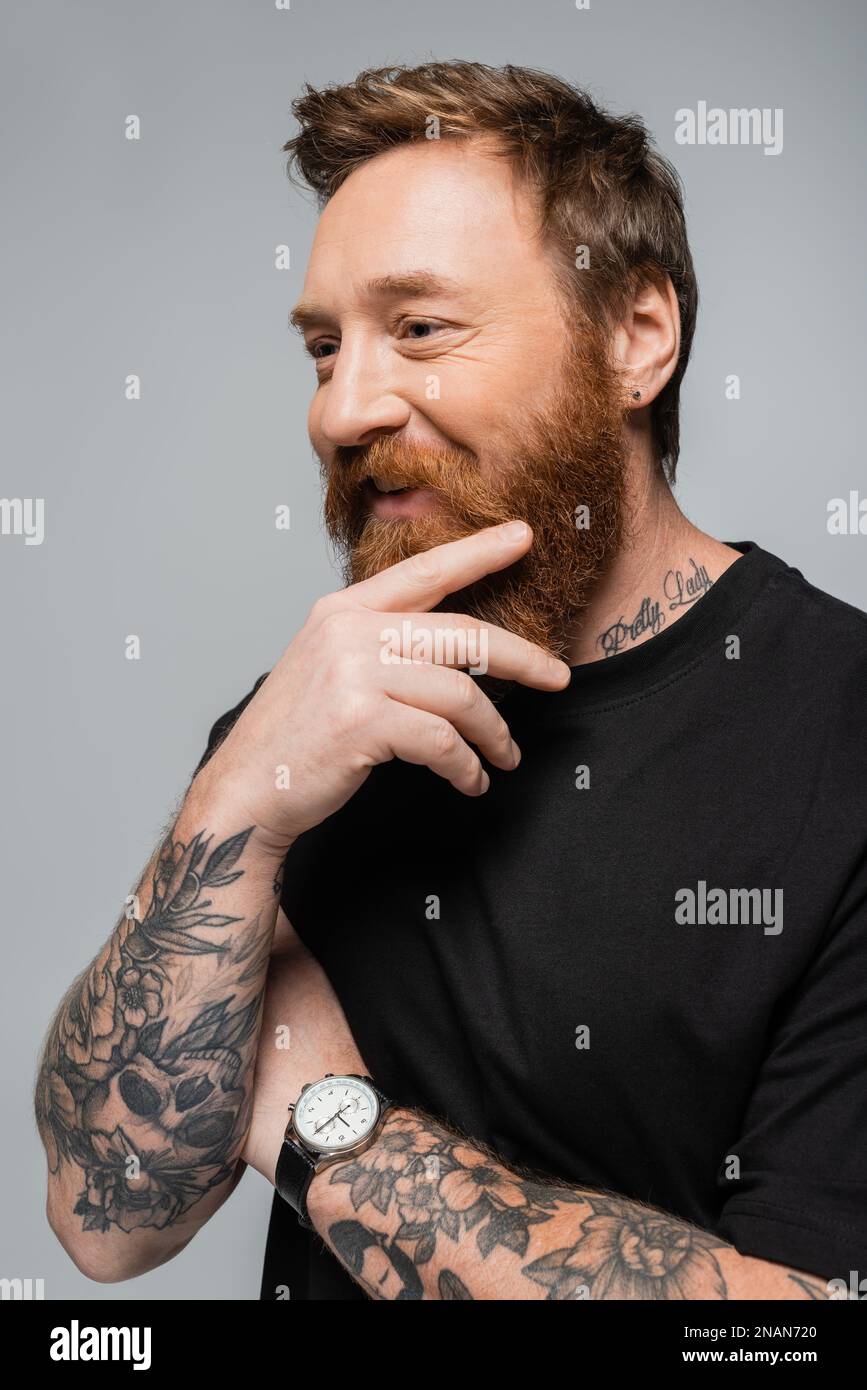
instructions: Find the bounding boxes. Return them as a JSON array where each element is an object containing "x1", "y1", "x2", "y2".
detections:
[
  {"x1": 716, "y1": 855, "x2": 867, "y2": 1282},
  {"x1": 192, "y1": 672, "x2": 270, "y2": 779}
]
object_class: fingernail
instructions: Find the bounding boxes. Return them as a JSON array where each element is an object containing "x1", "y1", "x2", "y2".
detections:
[
  {"x1": 503, "y1": 521, "x2": 529, "y2": 542},
  {"x1": 480, "y1": 770, "x2": 491, "y2": 793},
  {"x1": 511, "y1": 743, "x2": 522, "y2": 768}
]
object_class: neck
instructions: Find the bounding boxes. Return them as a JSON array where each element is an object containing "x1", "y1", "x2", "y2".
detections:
[{"x1": 568, "y1": 462, "x2": 743, "y2": 666}]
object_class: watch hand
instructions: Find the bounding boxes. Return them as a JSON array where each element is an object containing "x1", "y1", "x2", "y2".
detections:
[{"x1": 314, "y1": 1103, "x2": 352, "y2": 1134}]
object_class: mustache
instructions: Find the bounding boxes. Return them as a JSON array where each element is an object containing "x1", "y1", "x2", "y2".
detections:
[
  {"x1": 322, "y1": 434, "x2": 528, "y2": 546},
  {"x1": 327, "y1": 436, "x2": 477, "y2": 495}
]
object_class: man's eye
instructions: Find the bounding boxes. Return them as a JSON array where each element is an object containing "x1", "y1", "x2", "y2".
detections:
[
  {"x1": 400, "y1": 320, "x2": 445, "y2": 341},
  {"x1": 310, "y1": 341, "x2": 337, "y2": 361}
]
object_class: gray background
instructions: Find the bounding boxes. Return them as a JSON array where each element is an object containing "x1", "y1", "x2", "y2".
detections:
[{"x1": 1, "y1": 0, "x2": 864, "y2": 1299}]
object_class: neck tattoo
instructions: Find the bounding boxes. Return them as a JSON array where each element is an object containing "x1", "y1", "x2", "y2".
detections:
[{"x1": 596, "y1": 557, "x2": 713, "y2": 658}]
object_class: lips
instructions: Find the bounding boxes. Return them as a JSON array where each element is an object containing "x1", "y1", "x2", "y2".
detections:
[
  {"x1": 361, "y1": 476, "x2": 436, "y2": 519},
  {"x1": 368, "y1": 475, "x2": 413, "y2": 494}
]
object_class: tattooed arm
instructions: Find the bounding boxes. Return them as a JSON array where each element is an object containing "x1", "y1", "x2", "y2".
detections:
[
  {"x1": 240, "y1": 981, "x2": 834, "y2": 1302},
  {"x1": 35, "y1": 772, "x2": 288, "y2": 1284},
  {"x1": 295, "y1": 1109, "x2": 833, "y2": 1301},
  {"x1": 34, "y1": 527, "x2": 570, "y2": 1284}
]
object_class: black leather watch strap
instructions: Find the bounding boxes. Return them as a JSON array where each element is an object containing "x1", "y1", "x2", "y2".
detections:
[
  {"x1": 275, "y1": 1076, "x2": 392, "y2": 1230},
  {"x1": 275, "y1": 1134, "x2": 318, "y2": 1230}
]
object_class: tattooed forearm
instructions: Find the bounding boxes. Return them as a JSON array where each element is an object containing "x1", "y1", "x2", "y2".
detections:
[
  {"x1": 308, "y1": 1110, "x2": 830, "y2": 1301},
  {"x1": 36, "y1": 820, "x2": 279, "y2": 1240},
  {"x1": 596, "y1": 557, "x2": 713, "y2": 657},
  {"x1": 787, "y1": 1273, "x2": 831, "y2": 1299},
  {"x1": 438, "y1": 1269, "x2": 474, "y2": 1299}
]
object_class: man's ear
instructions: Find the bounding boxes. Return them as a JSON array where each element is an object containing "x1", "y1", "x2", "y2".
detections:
[{"x1": 612, "y1": 269, "x2": 681, "y2": 408}]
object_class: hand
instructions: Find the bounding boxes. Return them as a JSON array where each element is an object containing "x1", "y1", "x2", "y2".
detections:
[
  {"x1": 242, "y1": 911, "x2": 366, "y2": 1183},
  {"x1": 196, "y1": 522, "x2": 570, "y2": 853}
]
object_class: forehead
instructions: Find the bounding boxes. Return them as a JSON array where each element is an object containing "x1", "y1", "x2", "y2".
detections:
[{"x1": 302, "y1": 139, "x2": 555, "y2": 306}]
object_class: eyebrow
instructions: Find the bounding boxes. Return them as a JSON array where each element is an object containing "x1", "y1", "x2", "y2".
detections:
[{"x1": 288, "y1": 270, "x2": 465, "y2": 332}]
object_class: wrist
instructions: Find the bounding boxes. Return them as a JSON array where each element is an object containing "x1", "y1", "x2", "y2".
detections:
[
  {"x1": 186, "y1": 766, "x2": 295, "y2": 869},
  {"x1": 306, "y1": 1106, "x2": 411, "y2": 1232}
]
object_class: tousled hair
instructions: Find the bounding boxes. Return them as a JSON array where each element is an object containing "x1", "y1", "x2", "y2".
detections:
[{"x1": 284, "y1": 61, "x2": 698, "y2": 481}]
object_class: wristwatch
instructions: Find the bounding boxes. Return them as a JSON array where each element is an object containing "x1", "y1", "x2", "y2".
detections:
[{"x1": 275, "y1": 1073, "x2": 393, "y2": 1229}]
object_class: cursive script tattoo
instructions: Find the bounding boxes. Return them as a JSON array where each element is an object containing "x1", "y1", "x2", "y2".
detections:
[
  {"x1": 663, "y1": 557, "x2": 713, "y2": 611},
  {"x1": 596, "y1": 596, "x2": 665, "y2": 657},
  {"x1": 36, "y1": 826, "x2": 265, "y2": 1234},
  {"x1": 320, "y1": 1110, "x2": 734, "y2": 1300},
  {"x1": 595, "y1": 558, "x2": 715, "y2": 658}
]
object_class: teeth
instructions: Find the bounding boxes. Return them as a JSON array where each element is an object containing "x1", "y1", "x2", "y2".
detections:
[{"x1": 373, "y1": 477, "x2": 411, "y2": 494}]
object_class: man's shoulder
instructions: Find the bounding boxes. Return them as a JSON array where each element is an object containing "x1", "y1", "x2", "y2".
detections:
[{"x1": 755, "y1": 546, "x2": 867, "y2": 698}]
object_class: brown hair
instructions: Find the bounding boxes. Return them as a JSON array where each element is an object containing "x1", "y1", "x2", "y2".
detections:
[{"x1": 283, "y1": 61, "x2": 697, "y2": 482}]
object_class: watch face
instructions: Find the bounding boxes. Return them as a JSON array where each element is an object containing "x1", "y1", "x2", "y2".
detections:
[{"x1": 293, "y1": 1076, "x2": 380, "y2": 1155}]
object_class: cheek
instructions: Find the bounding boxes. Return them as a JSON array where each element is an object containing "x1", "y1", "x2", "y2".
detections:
[
  {"x1": 434, "y1": 336, "x2": 560, "y2": 425},
  {"x1": 416, "y1": 372, "x2": 508, "y2": 451}
]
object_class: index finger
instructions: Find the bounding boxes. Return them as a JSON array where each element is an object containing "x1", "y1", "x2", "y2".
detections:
[{"x1": 350, "y1": 521, "x2": 533, "y2": 613}]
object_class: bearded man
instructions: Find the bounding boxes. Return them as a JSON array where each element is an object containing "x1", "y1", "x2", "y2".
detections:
[{"x1": 38, "y1": 61, "x2": 867, "y2": 1301}]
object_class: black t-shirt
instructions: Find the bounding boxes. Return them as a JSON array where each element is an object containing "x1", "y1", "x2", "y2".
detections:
[{"x1": 197, "y1": 542, "x2": 867, "y2": 1299}]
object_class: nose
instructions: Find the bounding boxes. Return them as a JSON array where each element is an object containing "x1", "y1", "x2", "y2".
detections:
[{"x1": 316, "y1": 334, "x2": 411, "y2": 450}]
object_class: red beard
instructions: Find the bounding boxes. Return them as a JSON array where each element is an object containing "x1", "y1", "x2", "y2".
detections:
[{"x1": 323, "y1": 333, "x2": 627, "y2": 662}]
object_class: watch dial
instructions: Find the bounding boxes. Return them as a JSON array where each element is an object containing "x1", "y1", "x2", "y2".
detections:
[{"x1": 293, "y1": 1077, "x2": 380, "y2": 1154}]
